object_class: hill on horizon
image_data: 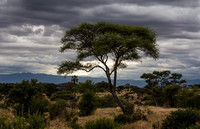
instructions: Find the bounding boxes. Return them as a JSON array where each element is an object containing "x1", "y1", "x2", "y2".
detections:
[{"x1": 0, "y1": 73, "x2": 199, "y2": 87}]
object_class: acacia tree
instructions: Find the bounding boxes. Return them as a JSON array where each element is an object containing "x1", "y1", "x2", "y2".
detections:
[{"x1": 58, "y1": 22, "x2": 159, "y2": 115}]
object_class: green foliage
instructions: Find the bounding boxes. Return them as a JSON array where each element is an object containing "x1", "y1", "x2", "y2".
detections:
[
  {"x1": 50, "y1": 90, "x2": 75, "y2": 101},
  {"x1": 132, "y1": 108, "x2": 148, "y2": 122},
  {"x1": 64, "y1": 110, "x2": 76, "y2": 121},
  {"x1": 188, "y1": 122, "x2": 200, "y2": 129},
  {"x1": 74, "y1": 80, "x2": 96, "y2": 93},
  {"x1": 163, "y1": 85, "x2": 181, "y2": 107},
  {"x1": 70, "y1": 122, "x2": 83, "y2": 129},
  {"x1": 0, "y1": 113, "x2": 47, "y2": 129},
  {"x1": 28, "y1": 98, "x2": 49, "y2": 115},
  {"x1": 121, "y1": 99, "x2": 134, "y2": 115},
  {"x1": 161, "y1": 109, "x2": 200, "y2": 129},
  {"x1": 78, "y1": 92, "x2": 97, "y2": 116},
  {"x1": 114, "y1": 114, "x2": 132, "y2": 124},
  {"x1": 26, "y1": 112, "x2": 47, "y2": 129},
  {"x1": 48, "y1": 99, "x2": 69, "y2": 120},
  {"x1": 0, "y1": 116, "x2": 13, "y2": 129},
  {"x1": 96, "y1": 94, "x2": 118, "y2": 108},
  {"x1": 95, "y1": 81, "x2": 110, "y2": 92},
  {"x1": 43, "y1": 83, "x2": 58, "y2": 97},
  {"x1": 0, "y1": 83, "x2": 14, "y2": 101},
  {"x1": 6, "y1": 79, "x2": 45, "y2": 116},
  {"x1": 85, "y1": 118, "x2": 119, "y2": 129},
  {"x1": 176, "y1": 88, "x2": 200, "y2": 109}
]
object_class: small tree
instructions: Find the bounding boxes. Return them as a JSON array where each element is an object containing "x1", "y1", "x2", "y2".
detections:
[{"x1": 58, "y1": 22, "x2": 159, "y2": 115}]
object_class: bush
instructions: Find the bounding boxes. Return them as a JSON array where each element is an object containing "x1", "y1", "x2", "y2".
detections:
[
  {"x1": 0, "y1": 113, "x2": 47, "y2": 129},
  {"x1": 132, "y1": 108, "x2": 147, "y2": 122},
  {"x1": 161, "y1": 109, "x2": 200, "y2": 129},
  {"x1": 188, "y1": 122, "x2": 200, "y2": 129},
  {"x1": 64, "y1": 110, "x2": 76, "y2": 121},
  {"x1": 50, "y1": 90, "x2": 75, "y2": 101},
  {"x1": 70, "y1": 122, "x2": 83, "y2": 129},
  {"x1": 85, "y1": 118, "x2": 118, "y2": 129},
  {"x1": 114, "y1": 114, "x2": 132, "y2": 124},
  {"x1": 121, "y1": 99, "x2": 134, "y2": 115},
  {"x1": 74, "y1": 80, "x2": 96, "y2": 93},
  {"x1": 176, "y1": 89, "x2": 200, "y2": 109},
  {"x1": 43, "y1": 83, "x2": 58, "y2": 97},
  {"x1": 7, "y1": 79, "x2": 44, "y2": 116},
  {"x1": 78, "y1": 92, "x2": 97, "y2": 116},
  {"x1": 29, "y1": 98, "x2": 49, "y2": 115},
  {"x1": 96, "y1": 94, "x2": 117, "y2": 108},
  {"x1": 26, "y1": 112, "x2": 47, "y2": 129},
  {"x1": 49, "y1": 99, "x2": 69, "y2": 120}
]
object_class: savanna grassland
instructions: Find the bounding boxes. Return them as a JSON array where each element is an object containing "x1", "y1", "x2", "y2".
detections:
[{"x1": 0, "y1": 79, "x2": 200, "y2": 129}]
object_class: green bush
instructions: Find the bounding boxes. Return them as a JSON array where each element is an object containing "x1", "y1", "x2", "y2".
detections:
[
  {"x1": 49, "y1": 99, "x2": 69, "y2": 120},
  {"x1": 96, "y1": 94, "x2": 117, "y2": 108},
  {"x1": 78, "y1": 92, "x2": 97, "y2": 116},
  {"x1": 132, "y1": 108, "x2": 147, "y2": 122},
  {"x1": 161, "y1": 109, "x2": 200, "y2": 129},
  {"x1": 0, "y1": 116, "x2": 13, "y2": 129},
  {"x1": 7, "y1": 79, "x2": 44, "y2": 116},
  {"x1": 0, "y1": 113, "x2": 47, "y2": 129},
  {"x1": 64, "y1": 110, "x2": 76, "y2": 121},
  {"x1": 85, "y1": 118, "x2": 118, "y2": 129},
  {"x1": 43, "y1": 83, "x2": 58, "y2": 97},
  {"x1": 114, "y1": 114, "x2": 132, "y2": 124},
  {"x1": 70, "y1": 122, "x2": 83, "y2": 129},
  {"x1": 176, "y1": 89, "x2": 200, "y2": 109},
  {"x1": 50, "y1": 90, "x2": 75, "y2": 101},
  {"x1": 121, "y1": 99, "x2": 134, "y2": 115},
  {"x1": 26, "y1": 112, "x2": 47, "y2": 129},
  {"x1": 74, "y1": 80, "x2": 96, "y2": 93},
  {"x1": 29, "y1": 98, "x2": 49, "y2": 115},
  {"x1": 188, "y1": 122, "x2": 200, "y2": 129}
]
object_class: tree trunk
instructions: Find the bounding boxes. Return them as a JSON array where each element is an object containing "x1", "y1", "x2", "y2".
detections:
[{"x1": 110, "y1": 88, "x2": 130, "y2": 115}]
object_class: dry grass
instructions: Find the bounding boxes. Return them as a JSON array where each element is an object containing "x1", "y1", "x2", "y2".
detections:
[
  {"x1": 121, "y1": 106, "x2": 177, "y2": 129},
  {"x1": 77, "y1": 107, "x2": 122, "y2": 126}
]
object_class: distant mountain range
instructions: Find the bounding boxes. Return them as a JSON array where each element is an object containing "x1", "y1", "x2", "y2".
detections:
[{"x1": 0, "y1": 73, "x2": 199, "y2": 87}]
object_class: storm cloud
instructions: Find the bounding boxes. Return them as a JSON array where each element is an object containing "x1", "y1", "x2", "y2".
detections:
[{"x1": 0, "y1": 0, "x2": 200, "y2": 80}]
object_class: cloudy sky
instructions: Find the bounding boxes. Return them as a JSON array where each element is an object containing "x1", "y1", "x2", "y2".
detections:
[{"x1": 0, "y1": 0, "x2": 200, "y2": 80}]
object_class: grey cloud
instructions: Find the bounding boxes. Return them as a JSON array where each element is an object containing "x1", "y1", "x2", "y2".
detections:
[{"x1": 0, "y1": 0, "x2": 200, "y2": 80}]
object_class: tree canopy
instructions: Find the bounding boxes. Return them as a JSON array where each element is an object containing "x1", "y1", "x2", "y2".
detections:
[{"x1": 58, "y1": 22, "x2": 159, "y2": 77}]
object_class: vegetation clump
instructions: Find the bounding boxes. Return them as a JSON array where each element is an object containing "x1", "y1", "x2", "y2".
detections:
[{"x1": 161, "y1": 109, "x2": 200, "y2": 129}]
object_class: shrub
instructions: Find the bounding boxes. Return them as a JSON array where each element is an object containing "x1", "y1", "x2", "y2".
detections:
[
  {"x1": 96, "y1": 94, "x2": 117, "y2": 108},
  {"x1": 43, "y1": 83, "x2": 58, "y2": 97},
  {"x1": 50, "y1": 90, "x2": 74, "y2": 101},
  {"x1": 0, "y1": 113, "x2": 47, "y2": 129},
  {"x1": 176, "y1": 89, "x2": 200, "y2": 109},
  {"x1": 29, "y1": 98, "x2": 49, "y2": 115},
  {"x1": 74, "y1": 80, "x2": 96, "y2": 93},
  {"x1": 114, "y1": 114, "x2": 132, "y2": 124},
  {"x1": 78, "y1": 92, "x2": 97, "y2": 116},
  {"x1": 0, "y1": 116, "x2": 13, "y2": 129},
  {"x1": 161, "y1": 109, "x2": 200, "y2": 129},
  {"x1": 188, "y1": 122, "x2": 200, "y2": 129},
  {"x1": 85, "y1": 118, "x2": 118, "y2": 129},
  {"x1": 26, "y1": 112, "x2": 47, "y2": 129},
  {"x1": 121, "y1": 99, "x2": 134, "y2": 115},
  {"x1": 49, "y1": 99, "x2": 69, "y2": 120},
  {"x1": 64, "y1": 110, "x2": 76, "y2": 121},
  {"x1": 132, "y1": 108, "x2": 147, "y2": 122},
  {"x1": 70, "y1": 122, "x2": 83, "y2": 129},
  {"x1": 7, "y1": 79, "x2": 44, "y2": 116}
]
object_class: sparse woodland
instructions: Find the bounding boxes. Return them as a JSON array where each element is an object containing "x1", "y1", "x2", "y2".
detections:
[
  {"x1": 0, "y1": 75, "x2": 200, "y2": 129},
  {"x1": 1, "y1": 22, "x2": 200, "y2": 129}
]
